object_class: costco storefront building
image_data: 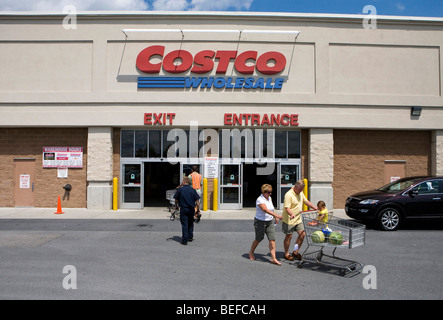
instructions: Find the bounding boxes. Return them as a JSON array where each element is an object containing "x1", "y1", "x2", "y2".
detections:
[{"x1": 0, "y1": 11, "x2": 442, "y2": 211}]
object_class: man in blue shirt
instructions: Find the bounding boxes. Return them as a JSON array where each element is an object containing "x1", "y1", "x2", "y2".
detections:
[{"x1": 174, "y1": 177, "x2": 200, "y2": 245}]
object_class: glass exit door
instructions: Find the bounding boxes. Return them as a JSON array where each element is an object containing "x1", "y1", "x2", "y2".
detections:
[
  {"x1": 278, "y1": 163, "x2": 300, "y2": 209},
  {"x1": 219, "y1": 163, "x2": 242, "y2": 209},
  {"x1": 121, "y1": 162, "x2": 143, "y2": 209}
]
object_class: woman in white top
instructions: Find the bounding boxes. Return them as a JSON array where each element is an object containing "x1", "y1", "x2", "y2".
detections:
[{"x1": 248, "y1": 184, "x2": 283, "y2": 265}]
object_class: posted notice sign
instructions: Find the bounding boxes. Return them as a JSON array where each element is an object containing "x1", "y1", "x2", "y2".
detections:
[
  {"x1": 43, "y1": 147, "x2": 83, "y2": 168},
  {"x1": 204, "y1": 157, "x2": 219, "y2": 179}
]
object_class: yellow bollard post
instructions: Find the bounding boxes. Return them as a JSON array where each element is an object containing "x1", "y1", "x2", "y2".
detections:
[
  {"x1": 303, "y1": 178, "x2": 308, "y2": 211},
  {"x1": 203, "y1": 178, "x2": 208, "y2": 211},
  {"x1": 113, "y1": 177, "x2": 118, "y2": 211},
  {"x1": 213, "y1": 178, "x2": 218, "y2": 211}
]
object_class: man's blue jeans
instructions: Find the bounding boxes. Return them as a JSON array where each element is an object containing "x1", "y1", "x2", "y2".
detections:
[{"x1": 179, "y1": 208, "x2": 194, "y2": 243}]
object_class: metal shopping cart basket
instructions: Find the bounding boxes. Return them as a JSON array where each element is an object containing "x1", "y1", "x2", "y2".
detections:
[
  {"x1": 298, "y1": 210, "x2": 366, "y2": 277},
  {"x1": 166, "y1": 189, "x2": 179, "y2": 221}
]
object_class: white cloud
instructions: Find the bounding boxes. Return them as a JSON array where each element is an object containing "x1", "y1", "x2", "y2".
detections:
[
  {"x1": 189, "y1": 0, "x2": 253, "y2": 11},
  {"x1": 0, "y1": 0, "x2": 149, "y2": 11},
  {"x1": 0, "y1": 0, "x2": 254, "y2": 11},
  {"x1": 151, "y1": 0, "x2": 188, "y2": 11},
  {"x1": 396, "y1": 2, "x2": 406, "y2": 11},
  {"x1": 151, "y1": 0, "x2": 254, "y2": 11}
]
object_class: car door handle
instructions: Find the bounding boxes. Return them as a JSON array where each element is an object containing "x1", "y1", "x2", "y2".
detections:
[{"x1": 433, "y1": 197, "x2": 441, "y2": 200}]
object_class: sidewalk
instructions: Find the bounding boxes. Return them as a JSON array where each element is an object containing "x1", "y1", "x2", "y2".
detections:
[{"x1": 0, "y1": 207, "x2": 349, "y2": 220}]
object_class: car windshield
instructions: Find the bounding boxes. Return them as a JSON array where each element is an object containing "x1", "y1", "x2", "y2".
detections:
[{"x1": 377, "y1": 177, "x2": 425, "y2": 193}]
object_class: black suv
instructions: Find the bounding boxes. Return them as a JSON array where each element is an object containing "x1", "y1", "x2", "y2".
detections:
[{"x1": 345, "y1": 176, "x2": 443, "y2": 231}]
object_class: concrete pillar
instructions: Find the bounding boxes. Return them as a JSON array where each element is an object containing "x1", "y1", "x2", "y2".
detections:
[
  {"x1": 87, "y1": 127, "x2": 113, "y2": 209},
  {"x1": 309, "y1": 129, "x2": 334, "y2": 209},
  {"x1": 431, "y1": 130, "x2": 443, "y2": 176}
]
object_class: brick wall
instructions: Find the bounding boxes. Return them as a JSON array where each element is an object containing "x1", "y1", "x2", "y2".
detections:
[
  {"x1": 333, "y1": 130, "x2": 431, "y2": 208},
  {"x1": 0, "y1": 128, "x2": 88, "y2": 207}
]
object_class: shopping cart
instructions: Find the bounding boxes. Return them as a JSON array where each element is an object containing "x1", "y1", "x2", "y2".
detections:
[
  {"x1": 298, "y1": 210, "x2": 366, "y2": 277},
  {"x1": 166, "y1": 189, "x2": 179, "y2": 221}
]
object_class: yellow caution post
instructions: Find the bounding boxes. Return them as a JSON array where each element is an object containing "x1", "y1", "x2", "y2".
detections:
[
  {"x1": 303, "y1": 178, "x2": 308, "y2": 211},
  {"x1": 213, "y1": 178, "x2": 218, "y2": 211},
  {"x1": 113, "y1": 177, "x2": 118, "y2": 211},
  {"x1": 203, "y1": 178, "x2": 208, "y2": 211}
]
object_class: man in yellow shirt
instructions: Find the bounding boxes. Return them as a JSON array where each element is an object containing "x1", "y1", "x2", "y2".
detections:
[{"x1": 282, "y1": 180, "x2": 317, "y2": 261}]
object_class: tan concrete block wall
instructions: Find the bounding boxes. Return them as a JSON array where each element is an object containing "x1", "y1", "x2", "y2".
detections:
[
  {"x1": 0, "y1": 128, "x2": 88, "y2": 208},
  {"x1": 333, "y1": 130, "x2": 431, "y2": 208},
  {"x1": 301, "y1": 129, "x2": 309, "y2": 180},
  {"x1": 432, "y1": 130, "x2": 443, "y2": 176},
  {"x1": 87, "y1": 127, "x2": 113, "y2": 182},
  {"x1": 309, "y1": 129, "x2": 333, "y2": 182}
]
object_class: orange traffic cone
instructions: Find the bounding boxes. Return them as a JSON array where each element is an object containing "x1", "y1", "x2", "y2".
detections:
[{"x1": 54, "y1": 196, "x2": 64, "y2": 214}]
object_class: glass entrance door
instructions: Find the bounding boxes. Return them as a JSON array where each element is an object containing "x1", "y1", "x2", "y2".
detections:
[
  {"x1": 219, "y1": 163, "x2": 242, "y2": 209},
  {"x1": 278, "y1": 163, "x2": 300, "y2": 209},
  {"x1": 121, "y1": 163, "x2": 143, "y2": 209},
  {"x1": 181, "y1": 163, "x2": 202, "y2": 185}
]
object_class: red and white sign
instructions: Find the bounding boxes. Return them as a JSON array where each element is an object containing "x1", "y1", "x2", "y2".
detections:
[
  {"x1": 20, "y1": 175, "x2": 31, "y2": 189},
  {"x1": 43, "y1": 147, "x2": 83, "y2": 168},
  {"x1": 224, "y1": 113, "x2": 299, "y2": 126},
  {"x1": 143, "y1": 112, "x2": 299, "y2": 127}
]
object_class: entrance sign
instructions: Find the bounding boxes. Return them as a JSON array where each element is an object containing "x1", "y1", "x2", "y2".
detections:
[
  {"x1": 143, "y1": 112, "x2": 299, "y2": 127},
  {"x1": 224, "y1": 113, "x2": 299, "y2": 126}
]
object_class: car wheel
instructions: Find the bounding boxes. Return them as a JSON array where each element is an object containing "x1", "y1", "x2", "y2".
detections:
[{"x1": 378, "y1": 208, "x2": 401, "y2": 231}]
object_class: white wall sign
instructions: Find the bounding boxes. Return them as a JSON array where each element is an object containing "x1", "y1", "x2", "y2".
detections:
[
  {"x1": 204, "y1": 157, "x2": 219, "y2": 179},
  {"x1": 20, "y1": 174, "x2": 30, "y2": 188}
]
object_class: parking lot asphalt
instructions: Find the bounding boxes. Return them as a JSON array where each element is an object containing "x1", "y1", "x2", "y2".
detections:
[{"x1": 1, "y1": 206, "x2": 443, "y2": 301}]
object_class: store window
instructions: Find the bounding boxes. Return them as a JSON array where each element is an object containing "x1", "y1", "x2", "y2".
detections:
[
  {"x1": 121, "y1": 130, "x2": 134, "y2": 157},
  {"x1": 148, "y1": 130, "x2": 161, "y2": 158},
  {"x1": 121, "y1": 129, "x2": 204, "y2": 159},
  {"x1": 287, "y1": 131, "x2": 301, "y2": 158},
  {"x1": 121, "y1": 129, "x2": 300, "y2": 160},
  {"x1": 135, "y1": 130, "x2": 147, "y2": 157},
  {"x1": 217, "y1": 129, "x2": 300, "y2": 160}
]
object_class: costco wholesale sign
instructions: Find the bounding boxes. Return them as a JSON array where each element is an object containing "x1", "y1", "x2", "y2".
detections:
[{"x1": 136, "y1": 45, "x2": 287, "y2": 89}]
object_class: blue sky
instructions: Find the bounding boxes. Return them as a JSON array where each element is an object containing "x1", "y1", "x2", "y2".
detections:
[
  {"x1": 249, "y1": 0, "x2": 443, "y2": 17},
  {"x1": 0, "y1": 0, "x2": 442, "y2": 18}
]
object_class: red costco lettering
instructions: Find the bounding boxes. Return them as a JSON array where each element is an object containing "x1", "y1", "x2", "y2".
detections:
[
  {"x1": 136, "y1": 46, "x2": 286, "y2": 75},
  {"x1": 234, "y1": 51, "x2": 257, "y2": 74},
  {"x1": 162, "y1": 50, "x2": 193, "y2": 73},
  {"x1": 256, "y1": 51, "x2": 287, "y2": 75},
  {"x1": 136, "y1": 45, "x2": 164, "y2": 73},
  {"x1": 215, "y1": 51, "x2": 237, "y2": 74},
  {"x1": 191, "y1": 50, "x2": 215, "y2": 74}
]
